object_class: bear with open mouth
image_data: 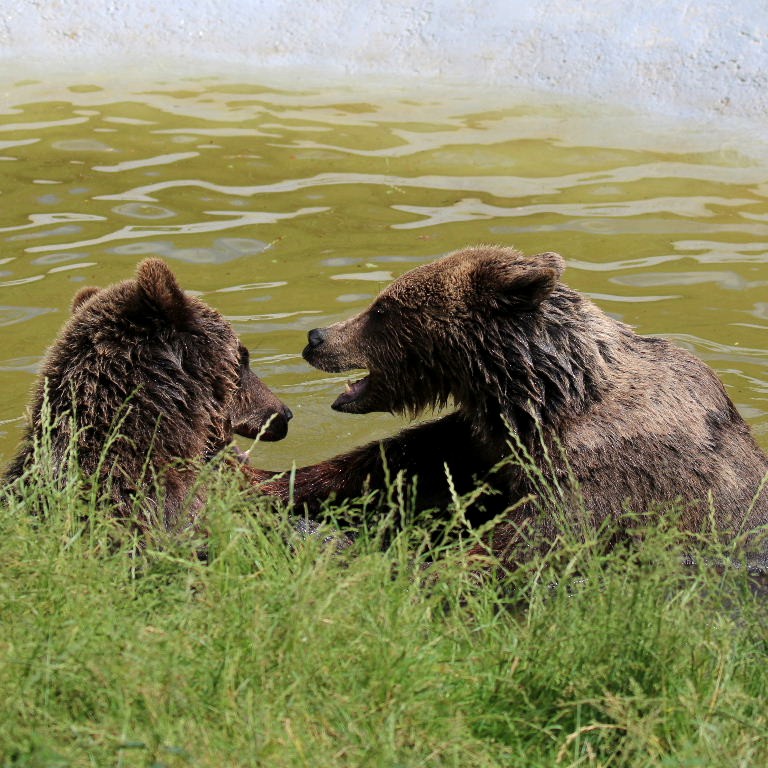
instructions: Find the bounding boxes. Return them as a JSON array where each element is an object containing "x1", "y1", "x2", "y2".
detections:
[
  {"x1": 255, "y1": 246, "x2": 768, "y2": 562},
  {"x1": 256, "y1": 245, "x2": 768, "y2": 567}
]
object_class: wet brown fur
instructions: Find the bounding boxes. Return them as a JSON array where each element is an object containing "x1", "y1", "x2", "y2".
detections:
[
  {"x1": 257, "y1": 245, "x2": 768, "y2": 566},
  {"x1": 5, "y1": 258, "x2": 292, "y2": 532}
]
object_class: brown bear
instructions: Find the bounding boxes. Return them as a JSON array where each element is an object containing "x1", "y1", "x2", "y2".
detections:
[
  {"x1": 256, "y1": 245, "x2": 768, "y2": 567},
  {"x1": 5, "y1": 258, "x2": 292, "y2": 533}
]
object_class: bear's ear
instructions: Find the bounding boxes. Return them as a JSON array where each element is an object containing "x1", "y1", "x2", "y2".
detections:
[
  {"x1": 505, "y1": 266, "x2": 560, "y2": 308},
  {"x1": 71, "y1": 286, "x2": 100, "y2": 312},
  {"x1": 477, "y1": 251, "x2": 565, "y2": 309},
  {"x1": 135, "y1": 258, "x2": 191, "y2": 329},
  {"x1": 530, "y1": 251, "x2": 566, "y2": 278}
]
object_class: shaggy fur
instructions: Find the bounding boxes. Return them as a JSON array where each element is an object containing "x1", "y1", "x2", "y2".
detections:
[
  {"x1": 5, "y1": 258, "x2": 292, "y2": 531},
  {"x1": 256, "y1": 245, "x2": 768, "y2": 566}
]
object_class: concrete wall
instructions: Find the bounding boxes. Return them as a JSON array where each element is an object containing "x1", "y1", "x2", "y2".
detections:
[{"x1": 1, "y1": 0, "x2": 767, "y2": 119}]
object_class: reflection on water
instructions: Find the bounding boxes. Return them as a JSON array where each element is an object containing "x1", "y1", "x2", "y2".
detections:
[{"x1": 1, "y1": 73, "x2": 767, "y2": 467}]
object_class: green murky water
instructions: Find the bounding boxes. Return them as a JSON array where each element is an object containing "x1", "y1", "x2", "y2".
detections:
[{"x1": 2, "y1": 72, "x2": 768, "y2": 469}]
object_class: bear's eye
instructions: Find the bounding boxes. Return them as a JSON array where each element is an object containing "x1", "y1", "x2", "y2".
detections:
[{"x1": 370, "y1": 301, "x2": 390, "y2": 320}]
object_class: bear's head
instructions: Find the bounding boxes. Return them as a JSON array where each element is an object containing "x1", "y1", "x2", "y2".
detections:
[
  {"x1": 64, "y1": 258, "x2": 293, "y2": 455},
  {"x1": 5, "y1": 258, "x2": 293, "y2": 528},
  {"x1": 303, "y1": 245, "x2": 565, "y2": 417}
]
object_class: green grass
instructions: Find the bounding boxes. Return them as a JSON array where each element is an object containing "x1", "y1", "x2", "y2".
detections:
[{"x1": 2, "y1": 456, "x2": 768, "y2": 768}]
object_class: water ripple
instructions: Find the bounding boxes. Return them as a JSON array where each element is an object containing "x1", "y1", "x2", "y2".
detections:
[
  {"x1": 0, "y1": 305, "x2": 56, "y2": 327},
  {"x1": 672, "y1": 241, "x2": 768, "y2": 262},
  {"x1": 0, "y1": 138, "x2": 39, "y2": 150},
  {"x1": 113, "y1": 203, "x2": 176, "y2": 219},
  {"x1": 53, "y1": 139, "x2": 115, "y2": 152},
  {"x1": 0, "y1": 212, "x2": 105, "y2": 236},
  {"x1": 93, "y1": 151, "x2": 200, "y2": 173},
  {"x1": 585, "y1": 291, "x2": 677, "y2": 303},
  {"x1": 47, "y1": 262, "x2": 97, "y2": 274},
  {"x1": 392, "y1": 196, "x2": 761, "y2": 230},
  {"x1": 153, "y1": 128, "x2": 269, "y2": 137},
  {"x1": 613, "y1": 271, "x2": 764, "y2": 291},
  {"x1": 0, "y1": 275, "x2": 45, "y2": 289},
  {"x1": 216, "y1": 280, "x2": 287, "y2": 293},
  {"x1": 331, "y1": 271, "x2": 393, "y2": 282},
  {"x1": 566, "y1": 254, "x2": 681, "y2": 271},
  {"x1": 668, "y1": 334, "x2": 768, "y2": 365},
  {"x1": 0, "y1": 356, "x2": 41, "y2": 373},
  {"x1": 0, "y1": 116, "x2": 89, "y2": 132},
  {"x1": 24, "y1": 207, "x2": 329, "y2": 254}
]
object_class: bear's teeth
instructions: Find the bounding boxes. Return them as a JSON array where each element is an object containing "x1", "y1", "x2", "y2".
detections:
[{"x1": 346, "y1": 380, "x2": 354, "y2": 392}]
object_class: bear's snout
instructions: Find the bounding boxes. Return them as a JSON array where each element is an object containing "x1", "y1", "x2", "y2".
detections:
[
  {"x1": 307, "y1": 328, "x2": 326, "y2": 349},
  {"x1": 303, "y1": 318, "x2": 369, "y2": 374},
  {"x1": 303, "y1": 327, "x2": 334, "y2": 369},
  {"x1": 257, "y1": 405, "x2": 293, "y2": 442}
]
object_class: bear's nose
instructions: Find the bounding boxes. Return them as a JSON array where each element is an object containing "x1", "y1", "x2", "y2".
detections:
[
  {"x1": 307, "y1": 328, "x2": 326, "y2": 349},
  {"x1": 284, "y1": 406, "x2": 294, "y2": 421}
]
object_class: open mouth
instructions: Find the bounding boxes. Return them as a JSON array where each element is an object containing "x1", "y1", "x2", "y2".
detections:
[{"x1": 331, "y1": 374, "x2": 371, "y2": 412}]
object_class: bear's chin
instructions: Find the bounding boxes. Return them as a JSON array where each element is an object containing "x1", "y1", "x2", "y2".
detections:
[{"x1": 233, "y1": 413, "x2": 290, "y2": 441}]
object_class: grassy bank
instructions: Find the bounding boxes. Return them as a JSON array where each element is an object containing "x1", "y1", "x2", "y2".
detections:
[{"x1": 1, "y1": 461, "x2": 767, "y2": 767}]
